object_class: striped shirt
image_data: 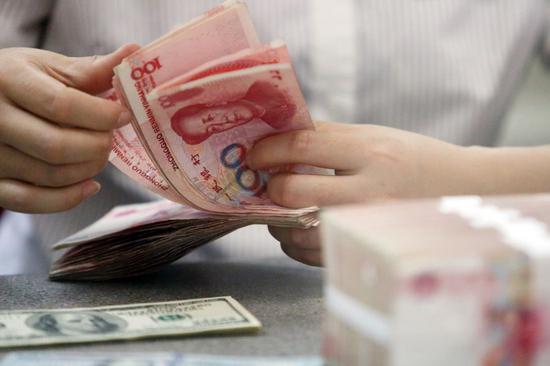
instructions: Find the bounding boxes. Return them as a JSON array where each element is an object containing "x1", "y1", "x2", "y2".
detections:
[{"x1": 0, "y1": 0, "x2": 549, "y2": 272}]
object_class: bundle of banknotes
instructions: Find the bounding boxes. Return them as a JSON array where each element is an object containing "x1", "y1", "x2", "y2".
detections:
[
  {"x1": 0, "y1": 353, "x2": 323, "y2": 366},
  {"x1": 50, "y1": 200, "x2": 316, "y2": 280},
  {"x1": 321, "y1": 194, "x2": 550, "y2": 366},
  {"x1": 50, "y1": 0, "x2": 320, "y2": 280}
]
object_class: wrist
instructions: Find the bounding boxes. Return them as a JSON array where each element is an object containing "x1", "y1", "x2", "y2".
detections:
[
  {"x1": 459, "y1": 145, "x2": 550, "y2": 195},
  {"x1": 457, "y1": 145, "x2": 503, "y2": 195}
]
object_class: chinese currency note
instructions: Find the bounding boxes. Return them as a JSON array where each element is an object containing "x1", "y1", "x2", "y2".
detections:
[
  {"x1": 50, "y1": 0, "x2": 321, "y2": 281},
  {"x1": 110, "y1": 0, "x2": 317, "y2": 214}
]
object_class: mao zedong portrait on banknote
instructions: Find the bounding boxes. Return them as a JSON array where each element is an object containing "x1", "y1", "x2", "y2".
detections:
[{"x1": 170, "y1": 81, "x2": 296, "y2": 145}]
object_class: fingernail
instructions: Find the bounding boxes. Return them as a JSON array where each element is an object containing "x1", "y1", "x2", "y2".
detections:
[
  {"x1": 82, "y1": 181, "x2": 101, "y2": 199},
  {"x1": 116, "y1": 110, "x2": 132, "y2": 127}
]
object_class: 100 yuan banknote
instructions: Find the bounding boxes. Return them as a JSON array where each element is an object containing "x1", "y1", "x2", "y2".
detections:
[
  {"x1": 108, "y1": 0, "x2": 260, "y2": 203},
  {"x1": 0, "y1": 297, "x2": 260, "y2": 348},
  {"x1": 0, "y1": 352, "x2": 324, "y2": 366}
]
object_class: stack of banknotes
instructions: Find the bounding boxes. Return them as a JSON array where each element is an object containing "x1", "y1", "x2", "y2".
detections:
[
  {"x1": 321, "y1": 194, "x2": 550, "y2": 366},
  {"x1": 50, "y1": 0, "x2": 320, "y2": 280}
]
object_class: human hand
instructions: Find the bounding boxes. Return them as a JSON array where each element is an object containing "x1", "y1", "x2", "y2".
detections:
[
  {"x1": 0, "y1": 45, "x2": 138, "y2": 213},
  {"x1": 248, "y1": 121, "x2": 472, "y2": 266}
]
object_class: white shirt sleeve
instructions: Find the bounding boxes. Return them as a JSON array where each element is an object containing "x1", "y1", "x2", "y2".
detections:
[{"x1": 0, "y1": 212, "x2": 47, "y2": 275}]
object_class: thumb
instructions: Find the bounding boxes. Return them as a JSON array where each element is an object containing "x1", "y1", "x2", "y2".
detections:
[{"x1": 57, "y1": 44, "x2": 140, "y2": 94}]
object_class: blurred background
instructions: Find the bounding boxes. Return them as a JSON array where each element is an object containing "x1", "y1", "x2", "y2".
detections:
[{"x1": 499, "y1": 58, "x2": 550, "y2": 146}]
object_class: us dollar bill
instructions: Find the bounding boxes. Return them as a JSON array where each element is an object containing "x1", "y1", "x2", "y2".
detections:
[
  {"x1": 0, "y1": 352, "x2": 324, "y2": 366},
  {"x1": 0, "y1": 297, "x2": 260, "y2": 348}
]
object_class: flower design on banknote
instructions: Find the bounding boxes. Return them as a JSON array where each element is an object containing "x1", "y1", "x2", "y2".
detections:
[
  {"x1": 26, "y1": 311, "x2": 127, "y2": 336},
  {"x1": 170, "y1": 81, "x2": 296, "y2": 145}
]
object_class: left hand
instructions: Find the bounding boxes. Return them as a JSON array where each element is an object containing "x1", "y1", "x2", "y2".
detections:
[{"x1": 248, "y1": 121, "x2": 472, "y2": 266}]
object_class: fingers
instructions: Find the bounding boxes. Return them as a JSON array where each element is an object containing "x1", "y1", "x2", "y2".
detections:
[
  {"x1": 0, "y1": 144, "x2": 107, "y2": 187},
  {"x1": 269, "y1": 225, "x2": 322, "y2": 266},
  {"x1": 58, "y1": 44, "x2": 140, "y2": 94},
  {"x1": 0, "y1": 46, "x2": 136, "y2": 214},
  {"x1": 0, "y1": 104, "x2": 112, "y2": 164},
  {"x1": 0, "y1": 45, "x2": 138, "y2": 131},
  {"x1": 0, "y1": 179, "x2": 100, "y2": 213},
  {"x1": 3, "y1": 68, "x2": 130, "y2": 131},
  {"x1": 314, "y1": 120, "x2": 357, "y2": 132},
  {"x1": 268, "y1": 226, "x2": 321, "y2": 250},
  {"x1": 248, "y1": 129, "x2": 365, "y2": 171},
  {"x1": 280, "y1": 243, "x2": 323, "y2": 267},
  {"x1": 267, "y1": 173, "x2": 362, "y2": 208}
]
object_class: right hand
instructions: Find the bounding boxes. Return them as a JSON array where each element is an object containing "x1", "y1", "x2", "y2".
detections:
[{"x1": 0, "y1": 45, "x2": 138, "y2": 213}]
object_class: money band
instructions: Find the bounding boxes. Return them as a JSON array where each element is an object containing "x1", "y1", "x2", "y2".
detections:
[{"x1": 325, "y1": 285, "x2": 391, "y2": 345}]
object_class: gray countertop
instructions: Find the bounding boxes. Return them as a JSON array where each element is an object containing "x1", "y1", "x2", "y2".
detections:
[{"x1": 0, "y1": 258, "x2": 324, "y2": 357}]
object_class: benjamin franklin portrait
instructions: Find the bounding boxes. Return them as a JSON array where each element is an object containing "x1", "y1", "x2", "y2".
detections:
[{"x1": 25, "y1": 311, "x2": 127, "y2": 336}]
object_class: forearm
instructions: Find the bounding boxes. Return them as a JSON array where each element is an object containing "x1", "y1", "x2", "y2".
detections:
[{"x1": 460, "y1": 145, "x2": 550, "y2": 195}]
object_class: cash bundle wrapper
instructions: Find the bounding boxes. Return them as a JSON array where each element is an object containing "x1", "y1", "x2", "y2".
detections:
[{"x1": 321, "y1": 194, "x2": 550, "y2": 366}]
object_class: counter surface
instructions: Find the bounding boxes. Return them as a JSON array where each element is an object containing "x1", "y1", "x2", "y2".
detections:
[{"x1": 0, "y1": 258, "x2": 323, "y2": 357}]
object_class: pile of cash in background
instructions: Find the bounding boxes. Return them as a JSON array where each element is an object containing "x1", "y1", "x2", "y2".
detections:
[{"x1": 321, "y1": 194, "x2": 550, "y2": 366}]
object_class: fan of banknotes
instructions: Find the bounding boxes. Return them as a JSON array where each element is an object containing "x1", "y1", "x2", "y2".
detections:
[{"x1": 50, "y1": 0, "x2": 320, "y2": 281}]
